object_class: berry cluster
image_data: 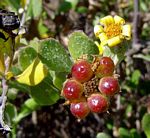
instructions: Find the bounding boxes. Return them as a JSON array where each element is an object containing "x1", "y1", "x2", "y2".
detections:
[{"x1": 61, "y1": 57, "x2": 120, "y2": 119}]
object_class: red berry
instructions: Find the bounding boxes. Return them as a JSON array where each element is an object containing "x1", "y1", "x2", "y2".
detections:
[
  {"x1": 62, "y1": 79, "x2": 83, "y2": 100},
  {"x1": 98, "y1": 76, "x2": 120, "y2": 96},
  {"x1": 95, "y1": 57, "x2": 115, "y2": 78},
  {"x1": 87, "y1": 93, "x2": 109, "y2": 113},
  {"x1": 70, "y1": 99, "x2": 90, "y2": 119},
  {"x1": 71, "y1": 60, "x2": 93, "y2": 83}
]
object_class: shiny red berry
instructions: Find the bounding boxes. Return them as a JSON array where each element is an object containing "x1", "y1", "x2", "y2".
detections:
[
  {"x1": 95, "y1": 57, "x2": 115, "y2": 78},
  {"x1": 87, "y1": 93, "x2": 109, "y2": 113},
  {"x1": 71, "y1": 60, "x2": 93, "y2": 83},
  {"x1": 70, "y1": 100, "x2": 90, "y2": 119},
  {"x1": 62, "y1": 79, "x2": 83, "y2": 100},
  {"x1": 98, "y1": 76, "x2": 120, "y2": 96}
]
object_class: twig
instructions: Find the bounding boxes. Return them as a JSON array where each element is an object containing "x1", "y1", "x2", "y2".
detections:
[
  {"x1": 0, "y1": 32, "x2": 17, "y2": 132},
  {"x1": 0, "y1": 56, "x2": 12, "y2": 133},
  {"x1": 132, "y1": 0, "x2": 139, "y2": 49}
]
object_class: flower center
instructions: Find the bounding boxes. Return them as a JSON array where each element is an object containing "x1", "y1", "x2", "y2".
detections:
[{"x1": 104, "y1": 23, "x2": 121, "y2": 38}]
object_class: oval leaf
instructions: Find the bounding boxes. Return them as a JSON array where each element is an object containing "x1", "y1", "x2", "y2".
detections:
[
  {"x1": 14, "y1": 98, "x2": 39, "y2": 124},
  {"x1": 142, "y1": 113, "x2": 150, "y2": 138},
  {"x1": 39, "y1": 38, "x2": 72, "y2": 72},
  {"x1": 0, "y1": 30, "x2": 12, "y2": 56},
  {"x1": 68, "y1": 31, "x2": 99, "y2": 61},
  {"x1": 119, "y1": 127, "x2": 130, "y2": 138},
  {"x1": 50, "y1": 71, "x2": 67, "y2": 90},
  {"x1": 30, "y1": 76, "x2": 60, "y2": 105},
  {"x1": 96, "y1": 132, "x2": 111, "y2": 138},
  {"x1": 0, "y1": 51, "x2": 5, "y2": 74},
  {"x1": 16, "y1": 58, "x2": 48, "y2": 86},
  {"x1": 18, "y1": 47, "x2": 37, "y2": 71},
  {"x1": 32, "y1": 0, "x2": 42, "y2": 17},
  {"x1": 5, "y1": 103, "x2": 17, "y2": 124},
  {"x1": 103, "y1": 42, "x2": 128, "y2": 65}
]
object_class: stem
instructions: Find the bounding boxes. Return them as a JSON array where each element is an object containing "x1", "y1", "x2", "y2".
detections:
[
  {"x1": 0, "y1": 80, "x2": 9, "y2": 128},
  {"x1": 0, "y1": 57, "x2": 12, "y2": 133},
  {"x1": 0, "y1": 33, "x2": 16, "y2": 133},
  {"x1": 132, "y1": 0, "x2": 139, "y2": 48},
  {"x1": 11, "y1": 124, "x2": 17, "y2": 138}
]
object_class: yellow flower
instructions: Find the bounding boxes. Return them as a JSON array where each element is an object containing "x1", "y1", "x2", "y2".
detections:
[{"x1": 94, "y1": 15, "x2": 131, "y2": 54}]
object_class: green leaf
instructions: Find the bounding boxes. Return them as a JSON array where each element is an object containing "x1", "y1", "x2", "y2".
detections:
[
  {"x1": 38, "y1": 19, "x2": 49, "y2": 37},
  {"x1": 142, "y1": 113, "x2": 150, "y2": 138},
  {"x1": 32, "y1": 0, "x2": 42, "y2": 18},
  {"x1": 26, "y1": 0, "x2": 33, "y2": 20},
  {"x1": 18, "y1": 47, "x2": 37, "y2": 71},
  {"x1": 16, "y1": 58, "x2": 48, "y2": 86},
  {"x1": 140, "y1": 0, "x2": 148, "y2": 12},
  {"x1": 103, "y1": 42, "x2": 128, "y2": 65},
  {"x1": 30, "y1": 76, "x2": 60, "y2": 105},
  {"x1": 19, "y1": 38, "x2": 28, "y2": 46},
  {"x1": 119, "y1": 127, "x2": 130, "y2": 138},
  {"x1": 96, "y1": 132, "x2": 111, "y2": 138},
  {"x1": 76, "y1": 6, "x2": 88, "y2": 13},
  {"x1": 130, "y1": 128, "x2": 141, "y2": 138},
  {"x1": 25, "y1": 0, "x2": 42, "y2": 20},
  {"x1": 66, "y1": 0, "x2": 79, "y2": 9},
  {"x1": 4, "y1": 0, "x2": 20, "y2": 11},
  {"x1": 29, "y1": 37, "x2": 40, "y2": 52},
  {"x1": 59, "y1": 1, "x2": 72, "y2": 12},
  {"x1": 59, "y1": 0, "x2": 79, "y2": 12},
  {"x1": 0, "y1": 29, "x2": 13, "y2": 56},
  {"x1": 7, "y1": 88, "x2": 18, "y2": 100},
  {"x1": 14, "y1": 98, "x2": 39, "y2": 124},
  {"x1": 39, "y1": 38, "x2": 72, "y2": 72},
  {"x1": 131, "y1": 70, "x2": 141, "y2": 86},
  {"x1": 9, "y1": 80, "x2": 30, "y2": 93},
  {"x1": 106, "y1": 123, "x2": 113, "y2": 130},
  {"x1": 133, "y1": 54, "x2": 150, "y2": 62},
  {"x1": 50, "y1": 71, "x2": 67, "y2": 90},
  {"x1": 125, "y1": 104, "x2": 132, "y2": 118},
  {"x1": 68, "y1": 31, "x2": 99, "y2": 61},
  {"x1": 5, "y1": 103, "x2": 17, "y2": 124}
]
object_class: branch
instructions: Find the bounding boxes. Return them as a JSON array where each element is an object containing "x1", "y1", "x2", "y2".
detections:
[
  {"x1": 0, "y1": 57, "x2": 12, "y2": 133},
  {"x1": 0, "y1": 29, "x2": 18, "y2": 133},
  {"x1": 132, "y1": 0, "x2": 139, "y2": 49}
]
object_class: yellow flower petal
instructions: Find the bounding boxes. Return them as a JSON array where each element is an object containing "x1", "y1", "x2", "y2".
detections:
[
  {"x1": 95, "y1": 15, "x2": 131, "y2": 51},
  {"x1": 98, "y1": 44, "x2": 104, "y2": 55},
  {"x1": 107, "y1": 36, "x2": 122, "y2": 47},
  {"x1": 95, "y1": 41, "x2": 104, "y2": 55},
  {"x1": 114, "y1": 15, "x2": 125, "y2": 24},
  {"x1": 98, "y1": 32, "x2": 108, "y2": 42},
  {"x1": 99, "y1": 40, "x2": 108, "y2": 54},
  {"x1": 100, "y1": 15, "x2": 114, "y2": 25},
  {"x1": 122, "y1": 24, "x2": 131, "y2": 40},
  {"x1": 94, "y1": 25, "x2": 104, "y2": 38}
]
